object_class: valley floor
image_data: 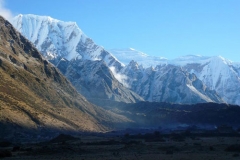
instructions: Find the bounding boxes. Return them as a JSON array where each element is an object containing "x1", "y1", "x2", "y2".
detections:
[{"x1": 1, "y1": 134, "x2": 240, "y2": 160}]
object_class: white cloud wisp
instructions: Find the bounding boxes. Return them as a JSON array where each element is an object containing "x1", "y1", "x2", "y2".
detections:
[{"x1": 109, "y1": 66, "x2": 129, "y2": 88}]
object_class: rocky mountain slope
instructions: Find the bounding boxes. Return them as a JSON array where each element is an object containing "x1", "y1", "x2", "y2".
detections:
[
  {"x1": 11, "y1": 14, "x2": 122, "y2": 69},
  {"x1": 177, "y1": 55, "x2": 240, "y2": 105},
  {"x1": 121, "y1": 61, "x2": 223, "y2": 104},
  {"x1": 0, "y1": 16, "x2": 131, "y2": 139},
  {"x1": 12, "y1": 14, "x2": 143, "y2": 104},
  {"x1": 56, "y1": 58, "x2": 144, "y2": 105},
  {"x1": 110, "y1": 48, "x2": 240, "y2": 105}
]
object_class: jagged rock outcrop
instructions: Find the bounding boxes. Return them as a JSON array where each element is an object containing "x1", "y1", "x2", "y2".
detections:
[
  {"x1": 56, "y1": 58, "x2": 144, "y2": 105},
  {"x1": 121, "y1": 61, "x2": 223, "y2": 104}
]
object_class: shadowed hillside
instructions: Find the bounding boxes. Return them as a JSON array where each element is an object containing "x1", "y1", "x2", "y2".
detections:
[
  {"x1": 99, "y1": 101, "x2": 240, "y2": 129},
  {"x1": 0, "y1": 16, "x2": 131, "y2": 140}
]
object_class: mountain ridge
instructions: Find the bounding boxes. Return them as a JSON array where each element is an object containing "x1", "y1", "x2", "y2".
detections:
[
  {"x1": 0, "y1": 15, "x2": 131, "y2": 139},
  {"x1": 12, "y1": 14, "x2": 143, "y2": 104},
  {"x1": 110, "y1": 48, "x2": 240, "y2": 105},
  {"x1": 121, "y1": 61, "x2": 224, "y2": 104},
  {"x1": 11, "y1": 14, "x2": 240, "y2": 105},
  {"x1": 12, "y1": 14, "x2": 123, "y2": 69}
]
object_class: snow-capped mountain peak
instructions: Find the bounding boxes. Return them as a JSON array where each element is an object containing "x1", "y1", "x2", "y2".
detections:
[
  {"x1": 11, "y1": 14, "x2": 144, "y2": 104},
  {"x1": 216, "y1": 55, "x2": 233, "y2": 65},
  {"x1": 109, "y1": 48, "x2": 168, "y2": 68},
  {"x1": 12, "y1": 14, "x2": 86, "y2": 60},
  {"x1": 129, "y1": 48, "x2": 148, "y2": 56},
  {"x1": 180, "y1": 55, "x2": 240, "y2": 105},
  {"x1": 12, "y1": 14, "x2": 123, "y2": 70}
]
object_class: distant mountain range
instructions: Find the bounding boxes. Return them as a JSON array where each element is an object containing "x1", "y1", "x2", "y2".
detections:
[
  {"x1": 118, "y1": 52, "x2": 240, "y2": 105},
  {"x1": 11, "y1": 14, "x2": 240, "y2": 105},
  {"x1": 122, "y1": 61, "x2": 223, "y2": 104}
]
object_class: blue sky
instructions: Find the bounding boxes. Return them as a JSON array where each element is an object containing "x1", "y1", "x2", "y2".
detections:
[{"x1": 1, "y1": 0, "x2": 240, "y2": 61}]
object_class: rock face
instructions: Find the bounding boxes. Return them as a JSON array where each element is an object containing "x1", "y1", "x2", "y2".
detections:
[
  {"x1": 121, "y1": 61, "x2": 223, "y2": 104},
  {"x1": 179, "y1": 56, "x2": 240, "y2": 105},
  {"x1": 11, "y1": 14, "x2": 122, "y2": 69},
  {"x1": 56, "y1": 58, "x2": 144, "y2": 105},
  {"x1": 113, "y1": 50, "x2": 240, "y2": 105},
  {"x1": 0, "y1": 16, "x2": 130, "y2": 139},
  {"x1": 12, "y1": 14, "x2": 143, "y2": 104}
]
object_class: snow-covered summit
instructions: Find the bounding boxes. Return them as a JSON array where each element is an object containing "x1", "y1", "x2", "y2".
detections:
[
  {"x1": 179, "y1": 55, "x2": 240, "y2": 105},
  {"x1": 109, "y1": 48, "x2": 167, "y2": 68},
  {"x1": 12, "y1": 14, "x2": 85, "y2": 60},
  {"x1": 12, "y1": 14, "x2": 123, "y2": 69}
]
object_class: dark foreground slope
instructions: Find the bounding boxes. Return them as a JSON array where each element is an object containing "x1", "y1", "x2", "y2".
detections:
[
  {"x1": 0, "y1": 16, "x2": 130, "y2": 140},
  {"x1": 103, "y1": 101, "x2": 240, "y2": 129}
]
